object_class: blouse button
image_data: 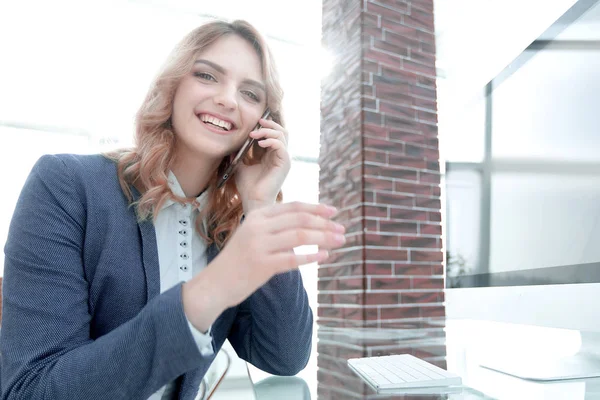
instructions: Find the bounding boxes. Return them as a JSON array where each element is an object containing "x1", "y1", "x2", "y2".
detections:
[
  {"x1": 180, "y1": 253, "x2": 189, "y2": 260},
  {"x1": 179, "y1": 229, "x2": 188, "y2": 236},
  {"x1": 179, "y1": 220, "x2": 188, "y2": 226},
  {"x1": 180, "y1": 265, "x2": 189, "y2": 272},
  {"x1": 180, "y1": 241, "x2": 188, "y2": 248}
]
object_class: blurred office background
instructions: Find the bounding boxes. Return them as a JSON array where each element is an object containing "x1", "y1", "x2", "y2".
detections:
[{"x1": 442, "y1": 0, "x2": 600, "y2": 281}]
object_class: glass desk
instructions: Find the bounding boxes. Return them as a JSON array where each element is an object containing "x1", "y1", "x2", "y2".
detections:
[{"x1": 209, "y1": 318, "x2": 600, "y2": 400}]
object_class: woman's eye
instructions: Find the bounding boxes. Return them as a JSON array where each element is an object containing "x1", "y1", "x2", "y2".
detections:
[
  {"x1": 242, "y1": 91, "x2": 260, "y2": 102},
  {"x1": 194, "y1": 72, "x2": 216, "y2": 81}
]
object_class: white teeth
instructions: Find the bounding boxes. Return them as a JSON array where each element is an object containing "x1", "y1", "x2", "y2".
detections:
[{"x1": 199, "y1": 114, "x2": 232, "y2": 131}]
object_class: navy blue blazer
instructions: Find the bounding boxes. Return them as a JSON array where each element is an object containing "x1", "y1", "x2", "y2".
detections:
[{"x1": 0, "y1": 154, "x2": 313, "y2": 399}]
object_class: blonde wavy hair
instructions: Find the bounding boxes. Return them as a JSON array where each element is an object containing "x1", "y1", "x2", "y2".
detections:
[{"x1": 105, "y1": 20, "x2": 284, "y2": 248}]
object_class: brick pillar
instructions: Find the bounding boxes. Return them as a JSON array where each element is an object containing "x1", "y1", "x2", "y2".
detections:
[{"x1": 318, "y1": 0, "x2": 445, "y2": 397}]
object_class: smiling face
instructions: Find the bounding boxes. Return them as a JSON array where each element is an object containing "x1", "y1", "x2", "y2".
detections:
[{"x1": 171, "y1": 33, "x2": 267, "y2": 168}]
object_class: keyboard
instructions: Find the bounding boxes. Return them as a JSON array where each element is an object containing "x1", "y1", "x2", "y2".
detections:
[{"x1": 347, "y1": 354, "x2": 462, "y2": 392}]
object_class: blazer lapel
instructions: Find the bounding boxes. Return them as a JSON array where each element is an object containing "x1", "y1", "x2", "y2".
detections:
[{"x1": 131, "y1": 185, "x2": 161, "y2": 300}]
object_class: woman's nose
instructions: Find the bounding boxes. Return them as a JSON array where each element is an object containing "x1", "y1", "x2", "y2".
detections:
[{"x1": 214, "y1": 85, "x2": 238, "y2": 110}]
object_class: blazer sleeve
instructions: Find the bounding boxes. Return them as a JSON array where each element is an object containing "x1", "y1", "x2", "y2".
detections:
[
  {"x1": 0, "y1": 155, "x2": 206, "y2": 400},
  {"x1": 227, "y1": 268, "x2": 314, "y2": 376}
]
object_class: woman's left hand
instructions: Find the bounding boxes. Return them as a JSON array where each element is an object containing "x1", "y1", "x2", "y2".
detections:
[{"x1": 235, "y1": 118, "x2": 291, "y2": 214}]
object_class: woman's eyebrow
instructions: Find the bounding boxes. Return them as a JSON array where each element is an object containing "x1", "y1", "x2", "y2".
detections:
[{"x1": 195, "y1": 59, "x2": 266, "y2": 93}]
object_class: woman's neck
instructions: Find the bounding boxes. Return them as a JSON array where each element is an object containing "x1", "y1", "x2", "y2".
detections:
[{"x1": 170, "y1": 153, "x2": 220, "y2": 198}]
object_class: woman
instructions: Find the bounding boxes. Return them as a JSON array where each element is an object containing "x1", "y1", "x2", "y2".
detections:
[{"x1": 0, "y1": 20, "x2": 346, "y2": 399}]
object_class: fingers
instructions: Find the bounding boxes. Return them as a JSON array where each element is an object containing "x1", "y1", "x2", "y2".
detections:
[
  {"x1": 250, "y1": 128, "x2": 285, "y2": 141},
  {"x1": 258, "y1": 118, "x2": 284, "y2": 132},
  {"x1": 268, "y1": 211, "x2": 345, "y2": 235},
  {"x1": 273, "y1": 250, "x2": 331, "y2": 272},
  {"x1": 268, "y1": 229, "x2": 346, "y2": 253},
  {"x1": 257, "y1": 138, "x2": 284, "y2": 151},
  {"x1": 261, "y1": 201, "x2": 337, "y2": 219}
]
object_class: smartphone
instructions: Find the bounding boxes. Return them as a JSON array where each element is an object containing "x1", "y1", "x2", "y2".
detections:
[{"x1": 216, "y1": 108, "x2": 271, "y2": 189}]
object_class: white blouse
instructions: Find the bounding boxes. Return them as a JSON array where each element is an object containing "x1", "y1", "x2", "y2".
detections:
[{"x1": 148, "y1": 172, "x2": 215, "y2": 400}]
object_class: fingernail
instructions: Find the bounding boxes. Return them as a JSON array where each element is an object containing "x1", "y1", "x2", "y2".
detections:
[
  {"x1": 326, "y1": 205, "x2": 338, "y2": 214},
  {"x1": 334, "y1": 223, "x2": 345, "y2": 233},
  {"x1": 334, "y1": 234, "x2": 346, "y2": 244}
]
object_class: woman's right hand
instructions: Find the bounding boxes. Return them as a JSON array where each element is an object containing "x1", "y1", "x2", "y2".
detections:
[{"x1": 182, "y1": 202, "x2": 346, "y2": 331}]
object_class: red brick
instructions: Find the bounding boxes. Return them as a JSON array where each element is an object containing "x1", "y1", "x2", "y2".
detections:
[
  {"x1": 381, "y1": 18, "x2": 416, "y2": 37},
  {"x1": 366, "y1": 2, "x2": 407, "y2": 22},
  {"x1": 318, "y1": 275, "x2": 365, "y2": 291},
  {"x1": 363, "y1": 11, "x2": 380, "y2": 27},
  {"x1": 400, "y1": 236, "x2": 438, "y2": 248},
  {"x1": 426, "y1": 161, "x2": 440, "y2": 171},
  {"x1": 364, "y1": 59, "x2": 380, "y2": 74},
  {"x1": 364, "y1": 175, "x2": 394, "y2": 192},
  {"x1": 344, "y1": 219, "x2": 364, "y2": 235},
  {"x1": 363, "y1": 123, "x2": 389, "y2": 139},
  {"x1": 365, "y1": 219, "x2": 378, "y2": 232},
  {"x1": 404, "y1": 59, "x2": 436, "y2": 77},
  {"x1": 389, "y1": 208, "x2": 427, "y2": 221},
  {"x1": 365, "y1": 164, "x2": 418, "y2": 181},
  {"x1": 372, "y1": 0, "x2": 409, "y2": 13},
  {"x1": 428, "y1": 212, "x2": 441, "y2": 222},
  {"x1": 410, "y1": 49, "x2": 436, "y2": 66},
  {"x1": 365, "y1": 292, "x2": 400, "y2": 305},
  {"x1": 319, "y1": 264, "x2": 363, "y2": 279},
  {"x1": 412, "y1": 277, "x2": 444, "y2": 290},
  {"x1": 370, "y1": 277, "x2": 411, "y2": 290},
  {"x1": 365, "y1": 233, "x2": 399, "y2": 247},
  {"x1": 410, "y1": 0, "x2": 434, "y2": 13},
  {"x1": 418, "y1": 109, "x2": 437, "y2": 123},
  {"x1": 363, "y1": 110, "x2": 383, "y2": 125},
  {"x1": 365, "y1": 136, "x2": 404, "y2": 153},
  {"x1": 363, "y1": 97, "x2": 377, "y2": 110},
  {"x1": 394, "y1": 263, "x2": 435, "y2": 276},
  {"x1": 415, "y1": 197, "x2": 441, "y2": 209},
  {"x1": 417, "y1": 74, "x2": 436, "y2": 88},
  {"x1": 364, "y1": 48, "x2": 403, "y2": 68},
  {"x1": 411, "y1": 250, "x2": 443, "y2": 262},
  {"x1": 365, "y1": 177, "x2": 394, "y2": 193},
  {"x1": 365, "y1": 263, "x2": 394, "y2": 275},
  {"x1": 375, "y1": 82, "x2": 413, "y2": 104},
  {"x1": 403, "y1": 10, "x2": 434, "y2": 32},
  {"x1": 380, "y1": 306, "x2": 420, "y2": 319},
  {"x1": 414, "y1": 96, "x2": 437, "y2": 111},
  {"x1": 420, "y1": 40, "x2": 435, "y2": 55},
  {"x1": 327, "y1": 248, "x2": 364, "y2": 264},
  {"x1": 365, "y1": 248, "x2": 408, "y2": 261},
  {"x1": 411, "y1": 84, "x2": 436, "y2": 100},
  {"x1": 318, "y1": 306, "x2": 368, "y2": 321},
  {"x1": 385, "y1": 114, "x2": 419, "y2": 131},
  {"x1": 420, "y1": 223, "x2": 442, "y2": 235},
  {"x1": 376, "y1": 192, "x2": 415, "y2": 207},
  {"x1": 381, "y1": 65, "x2": 418, "y2": 83},
  {"x1": 388, "y1": 154, "x2": 426, "y2": 169},
  {"x1": 394, "y1": 181, "x2": 432, "y2": 195},
  {"x1": 364, "y1": 205, "x2": 388, "y2": 218},
  {"x1": 421, "y1": 306, "x2": 446, "y2": 318},
  {"x1": 373, "y1": 39, "x2": 409, "y2": 57},
  {"x1": 419, "y1": 171, "x2": 441, "y2": 184},
  {"x1": 400, "y1": 291, "x2": 441, "y2": 304},
  {"x1": 379, "y1": 101, "x2": 417, "y2": 121},
  {"x1": 364, "y1": 149, "x2": 387, "y2": 164},
  {"x1": 379, "y1": 220, "x2": 418, "y2": 234}
]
